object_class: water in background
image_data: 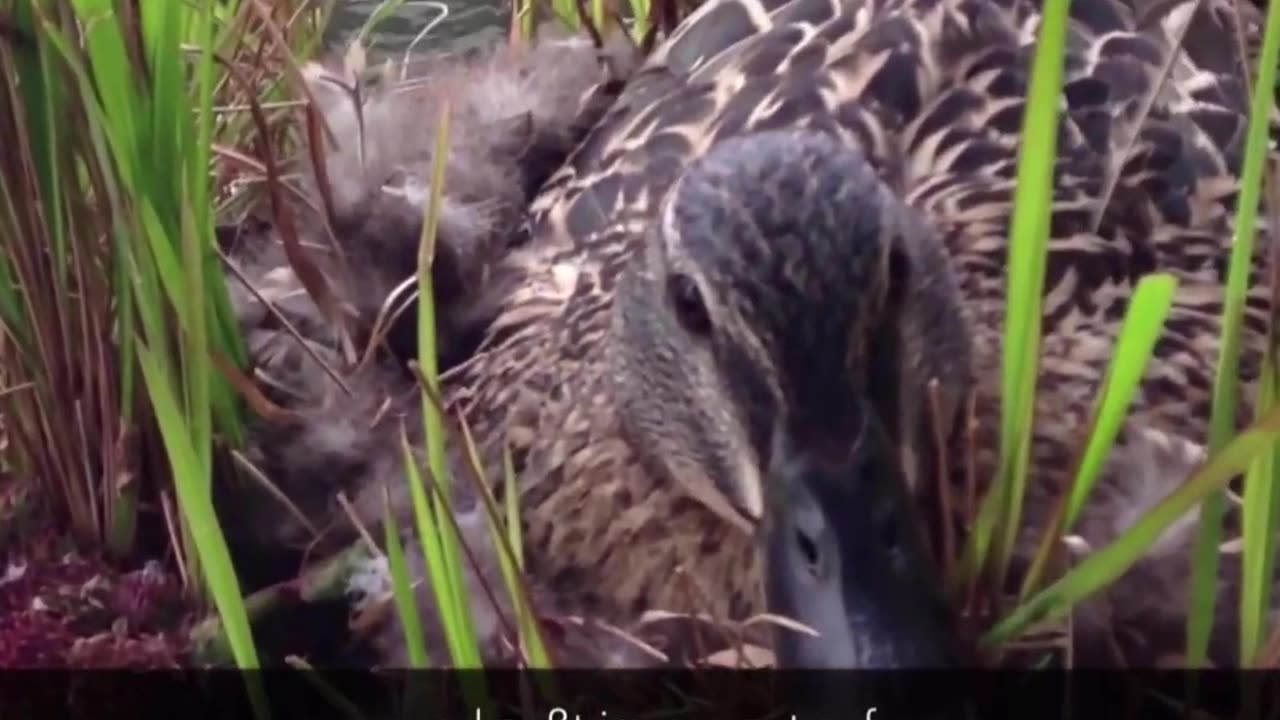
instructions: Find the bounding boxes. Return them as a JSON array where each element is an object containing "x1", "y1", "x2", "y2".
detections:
[{"x1": 326, "y1": 1, "x2": 508, "y2": 54}]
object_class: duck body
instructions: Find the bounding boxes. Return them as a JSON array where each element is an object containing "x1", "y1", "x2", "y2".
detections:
[{"x1": 420, "y1": 0, "x2": 1275, "y2": 667}]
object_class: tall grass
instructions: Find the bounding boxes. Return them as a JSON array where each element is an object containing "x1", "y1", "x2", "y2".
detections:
[
  {"x1": 953, "y1": 0, "x2": 1071, "y2": 598},
  {"x1": 1188, "y1": 0, "x2": 1280, "y2": 666},
  {"x1": 962, "y1": 0, "x2": 1280, "y2": 665},
  {"x1": 388, "y1": 91, "x2": 553, "y2": 676},
  {"x1": 0, "y1": 0, "x2": 328, "y2": 684}
]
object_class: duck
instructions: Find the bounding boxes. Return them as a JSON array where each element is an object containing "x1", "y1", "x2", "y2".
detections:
[
  {"x1": 347, "y1": 0, "x2": 1276, "y2": 669},
  {"x1": 215, "y1": 30, "x2": 636, "y2": 558}
]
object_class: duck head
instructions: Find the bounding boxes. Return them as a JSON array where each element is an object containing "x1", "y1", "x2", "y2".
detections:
[{"x1": 610, "y1": 129, "x2": 975, "y2": 667}]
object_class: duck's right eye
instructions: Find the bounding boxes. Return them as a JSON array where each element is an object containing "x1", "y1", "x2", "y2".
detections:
[{"x1": 668, "y1": 273, "x2": 713, "y2": 337}]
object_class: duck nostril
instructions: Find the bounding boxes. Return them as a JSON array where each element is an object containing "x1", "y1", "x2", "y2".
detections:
[{"x1": 795, "y1": 528, "x2": 821, "y2": 576}]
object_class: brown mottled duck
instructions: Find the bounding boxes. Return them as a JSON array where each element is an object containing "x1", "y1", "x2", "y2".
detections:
[
  {"x1": 372, "y1": 0, "x2": 1274, "y2": 668},
  {"x1": 236, "y1": 0, "x2": 1277, "y2": 668}
]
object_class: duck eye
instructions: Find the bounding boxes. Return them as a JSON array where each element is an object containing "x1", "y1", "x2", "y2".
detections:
[
  {"x1": 668, "y1": 273, "x2": 713, "y2": 336},
  {"x1": 795, "y1": 527, "x2": 822, "y2": 577}
]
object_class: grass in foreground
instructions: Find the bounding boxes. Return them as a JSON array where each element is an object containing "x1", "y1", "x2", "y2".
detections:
[
  {"x1": 957, "y1": 0, "x2": 1280, "y2": 666},
  {"x1": 0, "y1": 0, "x2": 327, "y2": 681}
]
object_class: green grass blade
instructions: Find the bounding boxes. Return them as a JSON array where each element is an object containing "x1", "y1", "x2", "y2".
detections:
[
  {"x1": 986, "y1": 400, "x2": 1280, "y2": 646},
  {"x1": 355, "y1": 0, "x2": 408, "y2": 47},
  {"x1": 70, "y1": 1, "x2": 141, "y2": 184},
  {"x1": 136, "y1": 340, "x2": 264, "y2": 702},
  {"x1": 424, "y1": 469, "x2": 485, "y2": 670},
  {"x1": 503, "y1": 445, "x2": 523, "y2": 572},
  {"x1": 413, "y1": 99, "x2": 486, "y2": 673},
  {"x1": 399, "y1": 429, "x2": 450, "y2": 663},
  {"x1": 628, "y1": 0, "x2": 652, "y2": 41},
  {"x1": 1063, "y1": 274, "x2": 1178, "y2": 527},
  {"x1": 179, "y1": 193, "x2": 214, "y2": 489},
  {"x1": 550, "y1": 0, "x2": 582, "y2": 30},
  {"x1": 383, "y1": 488, "x2": 430, "y2": 668},
  {"x1": 1241, "y1": 352, "x2": 1280, "y2": 664},
  {"x1": 457, "y1": 424, "x2": 553, "y2": 670},
  {"x1": 20, "y1": 9, "x2": 70, "y2": 276},
  {"x1": 1017, "y1": 273, "x2": 1178, "y2": 600},
  {"x1": 1186, "y1": 0, "x2": 1280, "y2": 665},
  {"x1": 955, "y1": 0, "x2": 1072, "y2": 592},
  {"x1": 988, "y1": 0, "x2": 1074, "y2": 586},
  {"x1": 492, "y1": 471, "x2": 551, "y2": 668}
]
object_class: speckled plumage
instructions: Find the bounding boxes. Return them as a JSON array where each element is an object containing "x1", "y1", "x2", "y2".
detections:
[{"x1": 420, "y1": 0, "x2": 1278, "y2": 667}]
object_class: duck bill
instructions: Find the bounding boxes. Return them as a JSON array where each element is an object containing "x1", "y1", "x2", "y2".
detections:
[{"x1": 764, "y1": 426, "x2": 969, "y2": 668}]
